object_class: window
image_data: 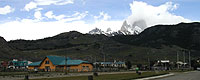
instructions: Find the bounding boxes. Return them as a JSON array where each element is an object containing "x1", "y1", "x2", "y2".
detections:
[
  {"x1": 82, "y1": 66, "x2": 85, "y2": 69},
  {"x1": 86, "y1": 66, "x2": 89, "y2": 70},
  {"x1": 45, "y1": 61, "x2": 49, "y2": 64}
]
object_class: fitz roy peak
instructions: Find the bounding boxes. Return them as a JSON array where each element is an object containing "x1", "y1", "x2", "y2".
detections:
[{"x1": 88, "y1": 20, "x2": 144, "y2": 36}]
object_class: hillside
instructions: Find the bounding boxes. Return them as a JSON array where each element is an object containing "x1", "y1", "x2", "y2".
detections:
[
  {"x1": 0, "y1": 37, "x2": 28, "y2": 61},
  {"x1": 8, "y1": 31, "x2": 134, "y2": 62},
  {"x1": 1, "y1": 22, "x2": 200, "y2": 64},
  {"x1": 112, "y1": 22, "x2": 200, "y2": 50}
]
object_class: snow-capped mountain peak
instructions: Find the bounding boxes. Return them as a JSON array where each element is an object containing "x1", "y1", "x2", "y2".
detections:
[
  {"x1": 88, "y1": 20, "x2": 144, "y2": 36},
  {"x1": 120, "y1": 20, "x2": 143, "y2": 35},
  {"x1": 88, "y1": 28, "x2": 105, "y2": 35}
]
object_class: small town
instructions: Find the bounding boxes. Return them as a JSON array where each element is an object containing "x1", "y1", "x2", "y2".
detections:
[
  {"x1": 0, "y1": 54, "x2": 199, "y2": 80},
  {"x1": 1, "y1": 0, "x2": 200, "y2": 80}
]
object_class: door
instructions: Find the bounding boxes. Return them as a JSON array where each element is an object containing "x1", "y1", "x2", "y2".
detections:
[{"x1": 45, "y1": 66, "x2": 50, "y2": 72}]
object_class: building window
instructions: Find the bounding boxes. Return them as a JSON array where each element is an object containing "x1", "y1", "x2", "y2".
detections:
[
  {"x1": 45, "y1": 61, "x2": 49, "y2": 64},
  {"x1": 86, "y1": 66, "x2": 89, "y2": 70},
  {"x1": 82, "y1": 66, "x2": 85, "y2": 69}
]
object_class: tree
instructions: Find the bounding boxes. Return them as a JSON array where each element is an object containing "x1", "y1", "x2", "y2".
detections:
[
  {"x1": 125, "y1": 61, "x2": 132, "y2": 69},
  {"x1": 191, "y1": 60, "x2": 200, "y2": 70}
]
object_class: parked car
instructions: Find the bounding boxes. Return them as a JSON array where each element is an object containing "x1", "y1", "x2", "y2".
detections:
[{"x1": 196, "y1": 67, "x2": 200, "y2": 71}]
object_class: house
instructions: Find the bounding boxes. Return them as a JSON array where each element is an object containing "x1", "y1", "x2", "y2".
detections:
[
  {"x1": 114, "y1": 61, "x2": 126, "y2": 68},
  {"x1": 28, "y1": 56, "x2": 93, "y2": 72},
  {"x1": 8, "y1": 59, "x2": 29, "y2": 69},
  {"x1": 0, "y1": 61, "x2": 8, "y2": 69},
  {"x1": 94, "y1": 61, "x2": 126, "y2": 68},
  {"x1": 152, "y1": 60, "x2": 171, "y2": 70}
]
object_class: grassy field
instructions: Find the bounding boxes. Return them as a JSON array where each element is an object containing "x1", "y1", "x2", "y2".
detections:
[
  {"x1": 0, "y1": 72, "x2": 28, "y2": 76},
  {"x1": 169, "y1": 69, "x2": 194, "y2": 73},
  {"x1": 0, "y1": 72, "x2": 59, "y2": 77},
  {"x1": 30, "y1": 71, "x2": 169, "y2": 80}
]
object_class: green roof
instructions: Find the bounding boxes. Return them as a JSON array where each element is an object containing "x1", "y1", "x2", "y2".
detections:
[
  {"x1": 115, "y1": 61, "x2": 125, "y2": 64},
  {"x1": 67, "y1": 60, "x2": 89, "y2": 65},
  {"x1": 28, "y1": 61, "x2": 41, "y2": 66},
  {"x1": 12, "y1": 61, "x2": 28, "y2": 67},
  {"x1": 28, "y1": 56, "x2": 89, "y2": 66},
  {"x1": 47, "y1": 56, "x2": 66, "y2": 65}
]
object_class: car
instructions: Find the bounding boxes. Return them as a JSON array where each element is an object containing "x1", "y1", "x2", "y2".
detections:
[{"x1": 196, "y1": 67, "x2": 200, "y2": 71}]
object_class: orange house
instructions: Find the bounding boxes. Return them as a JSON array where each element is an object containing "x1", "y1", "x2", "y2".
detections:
[{"x1": 28, "y1": 56, "x2": 93, "y2": 72}]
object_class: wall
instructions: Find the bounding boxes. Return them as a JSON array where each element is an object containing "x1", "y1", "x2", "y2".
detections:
[
  {"x1": 38, "y1": 57, "x2": 56, "y2": 71},
  {"x1": 28, "y1": 66, "x2": 35, "y2": 70},
  {"x1": 69, "y1": 63, "x2": 93, "y2": 72}
]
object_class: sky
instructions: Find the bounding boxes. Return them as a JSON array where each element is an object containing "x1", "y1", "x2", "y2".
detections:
[{"x1": 0, "y1": 0, "x2": 199, "y2": 41}]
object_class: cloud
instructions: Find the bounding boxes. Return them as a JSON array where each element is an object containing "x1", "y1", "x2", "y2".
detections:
[
  {"x1": 1, "y1": 1, "x2": 194, "y2": 41},
  {"x1": 126, "y1": 1, "x2": 191, "y2": 30},
  {"x1": 23, "y1": 0, "x2": 74, "y2": 11},
  {"x1": 34, "y1": 11, "x2": 42, "y2": 20},
  {"x1": 34, "y1": 0, "x2": 74, "y2": 5},
  {"x1": 24, "y1": 2, "x2": 37, "y2": 11},
  {"x1": 44, "y1": 11, "x2": 54, "y2": 19},
  {"x1": 0, "y1": 10, "x2": 118, "y2": 40},
  {"x1": 60, "y1": 11, "x2": 88, "y2": 22},
  {"x1": 94, "y1": 12, "x2": 111, "y2": 21},
  {"x1": 44, "y1": 11, "x2": 88, "y2": 22},
  {"x1": 0, "y1": 5, "x2": 15, "y2": 15},
  {"x1": 0, "y1": 17, "x2": 122, "y2": 41},
  {"x1": 92, "y1": 20, "x2": 123, "y2": 31},
  {"x1": 35, "y1": 8, "x2": 43, "y2": 11}
]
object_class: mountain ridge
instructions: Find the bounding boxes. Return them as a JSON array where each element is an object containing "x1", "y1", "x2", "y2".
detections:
[{"x1": 1, "y1": 22, "x2": 200, "y2": 63}]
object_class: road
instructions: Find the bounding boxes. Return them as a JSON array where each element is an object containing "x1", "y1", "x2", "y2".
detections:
[{"x1": 155, "y1": 71, "x2": 200, "y2": 80}]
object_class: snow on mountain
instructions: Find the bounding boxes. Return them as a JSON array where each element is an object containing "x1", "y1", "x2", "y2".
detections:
[
  {"x1": 120, "y1": 20, "x2": 143, "y2": 35},
  {"x1": 88, "y1": 20, "x2": 144, "y2": 36},
  {"x1": 88, "y1": 28, "x2": 106, "y2": 35},
  {"x1": 120, "y1": 20, "x2": 132, "y2": 35}
]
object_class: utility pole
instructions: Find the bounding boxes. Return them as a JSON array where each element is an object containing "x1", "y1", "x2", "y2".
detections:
[
  {"x1": 189, "y1": 50, "x2": 191, "y2": 69},
  {"x1": 147, "y1": 52, "x2": 150, "y2": 70},
  {"x1": 101, "y1": 44, "x2": 106, "y2": 71},
  {"x1": 104, "y1": 52, "x2": 106, "y2": 70},
  {"x1": 65, "y1": 56, "x2": 68, "y2": 74},
  {"x1": 183, "y1": 50, "x2": 185, "y2": 68},
  {"x1": 95, "y1": 56, "x2": 97, "y2": 69},
  {"x1": 177, "y1": 52, "x2": 179, "y2": 69}
]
